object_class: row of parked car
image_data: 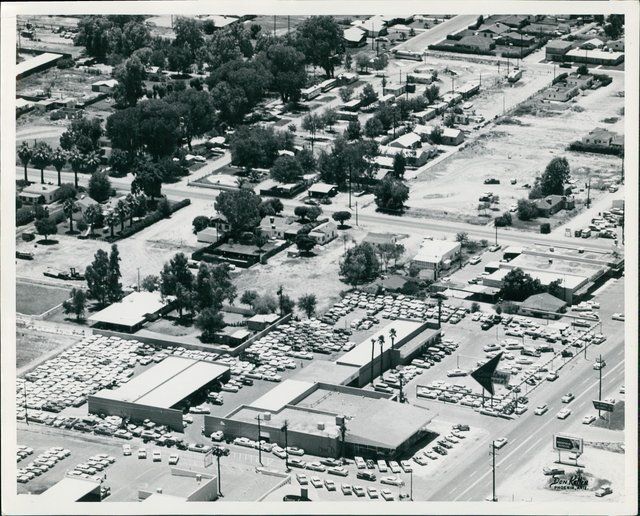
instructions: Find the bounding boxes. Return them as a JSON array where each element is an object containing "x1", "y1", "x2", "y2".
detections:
[{"x1": 17, "y1": 446, "x2": 70, "y2": 483}]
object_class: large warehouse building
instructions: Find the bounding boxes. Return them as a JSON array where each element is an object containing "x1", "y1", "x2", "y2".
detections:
[
  {"x1": 204, "y1": 381, "x2": 433, "y2": 460},
  {"x1": 88, "y1": 357, "x2": 230, "y2": 431}
]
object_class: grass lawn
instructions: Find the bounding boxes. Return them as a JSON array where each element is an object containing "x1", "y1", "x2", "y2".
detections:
[
  {"x1": 16, "y1": 328, "x2": 81, "y2": 370},
  {"x1": 16, "y1": 282, "x2": 71, "y2": 315}
]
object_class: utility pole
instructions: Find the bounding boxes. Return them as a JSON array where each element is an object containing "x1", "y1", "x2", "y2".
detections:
[
  {"x1": 137, "y1": 267, "x2": 141, "y2": 291},
  {"x1": 24, "y1": 381, "x2": 29, "y2": 425},
  {"x1": 378, "y1": 336, "x2": 385, "y2": 378},
  {"x1": 256, "y1": 415, "x2": 263, "y2": 466},
  {"x1": 494, "y1": 220, "x2": 498, "y2": 246},
  {"x1": 370, "y1": 338, "x2": 376, "y2": 383},
  {"x1": 410, "y1": 469, "x2": 413, "y2": 500},
  {"x1": 348, "y1": 168, "x2": 352, "y2": 209},
  {"x1": 355, "y1": 201, "x2": 358, "y2": 226},
  {"x1": 491, "y1": 442, "x2": 497, "y2": 502},
  {"x1": 597, "y1": 354, "x2": 604, "y2": 418},
  {"x1": 586, "y1": 177, "x2": 592, "y2": 208}
]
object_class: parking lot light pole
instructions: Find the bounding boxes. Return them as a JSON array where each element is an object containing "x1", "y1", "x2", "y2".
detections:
[
  {"x1": 281, "y1": 421, "x2": 290, "y2": 471},
  {"x1": 491, "y1": 442, "x2": 497, "y2": 502},
  {"x1": 370, "y1": 338, "x2": 376, "y2": 384}
]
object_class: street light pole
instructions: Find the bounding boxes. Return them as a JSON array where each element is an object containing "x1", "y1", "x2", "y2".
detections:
[
  {"x1": 491, "y1": 441, "x2": 497, "y2": 502},
  {"x1": 256, "y1": 415, "x2": 263, "y2": 466},
  {"x1": 282, "y1": 421, "x2": 290, "y2": 471}
]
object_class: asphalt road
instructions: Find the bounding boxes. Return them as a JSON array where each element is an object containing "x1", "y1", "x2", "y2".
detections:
[
  {"x1": 424, "y1": 279, "x2": 625, "y2": 501},
  {"x1": 393, "y1": 15, "x2": 478, "y2": 53},
  {"x1": 17, "y1": 165, "x2": 618, "y2": 253}
]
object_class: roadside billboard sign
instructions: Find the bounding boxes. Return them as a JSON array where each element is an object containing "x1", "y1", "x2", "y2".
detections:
[
  {"x1": 592, "y1": 399, "x2": 615, "y2": 412},
  {"x1": 553, "y1": 434, "x2": 583, "y2": 453}
]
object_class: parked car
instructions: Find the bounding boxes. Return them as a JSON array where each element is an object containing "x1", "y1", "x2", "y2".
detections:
[
  {"x1": 356, "y1": 471, "x2": 376, "y2": 482},
  {"x1": 543, "y1": 467, "x2": 564, "y2": 476},
  {"x1": 380, "y1": 489, "x2": 394, "y2": 501},
  {"x1": 582, "y1": 414, "x2": 596, "y2": 425},
  {"x1": 380, "y1": 475, "x2": 404, "y2": 486},
  {"x1": 595, "y1": 486, "x2": 613, "y2": 497},
  {"x1": 137, "y1": 448, "x2": 147, "y2": 459},
  {"x1": 493, "y1": 438, "x2": 508, "y2": 449},
  {"x1": 534, "y1": 404, "x2": 548, "y2": 415},
  {"x1": 561, "y1": 393, "x2": 575, "y2": 403},
  {"x1": 168, "y1": 454, "x2": 179, "y2": 465},
  {"x1": 122, "y1": 444, "x2": 132, "y2": 456}
]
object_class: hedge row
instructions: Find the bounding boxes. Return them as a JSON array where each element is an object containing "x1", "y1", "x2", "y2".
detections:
[
  {"x1": 428, "y1": 44, "x2": 494, "y2": 56},
  {"x1": 568, "y1": 142, "x2": 622, "y2": 156},
  {"x1": 552, "y1": 72, "x2": 569, "y2": 85},
  {"x1": 105, "y1": 198, "x2": 191, "y2": 242}
]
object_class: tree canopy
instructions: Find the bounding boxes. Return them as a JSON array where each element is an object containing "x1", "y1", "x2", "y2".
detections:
[
  {"x1": 374, "y1": 176, "x2": 409, "y2": 212},
  {"x1": 296, "y1": 16, "x2": 343, "y2": 77},
  {"x1": 214, "y1": 189, "x2": 263, "y2": 236},
  {"x1": 339, "y1": 242, "x2": 381, "y2": 285},
  {"x1": 500, "y1": 267, "x2": 546, "y2": 302}
]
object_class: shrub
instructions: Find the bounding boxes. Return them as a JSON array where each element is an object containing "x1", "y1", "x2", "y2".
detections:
[
  {"x1": 470, "y1": 302, "x2": 481, "y2": 313},
  {"x1": 58, "y1": 183, "x2": 77, "y2": 201},
  {"x1": 540, "y1": 222, "x2": 551, "y2": 234},
  {"x1": 157, "y1": 198, "x2": 172, "y2": 218},
  {"x1": 499, "y1": 301, "x2": 519, "y2": 314},
  {"x1": 16, "y1": 207, "x2": 35, "y2": 226},
  {"x1": 77, "y1": 220, "x2": 88, "y2": 232}
]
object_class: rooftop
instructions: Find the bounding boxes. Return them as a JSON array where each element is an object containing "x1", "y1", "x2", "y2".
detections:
[
  {"x1": 22, "y1": 183, "x2": 60, "y2": 195},
  {"x1": 485, "y1": 267, "x2": 587, "y2": 290},
  {"x1": 521, "y1": 292, "x2": 567, "y2": 312},
  {"x1": 94, "y1": 356, "x2": 229, "y2": 408},
  {"x1": 413, "y1": 239, "x2": 461, "y2": 264},
  {"x1": 308, "y1": 182, "x2": 337, "y2": 194},
  {"x1": 336, "y1": 319, "x2": 426, "y2": 368},
  {"x1": 390, "y1": 132, "x2": 421, "y2": 147},
  {"x1": 343, "y1": 26, "x2": 367, "y2": 43},
  {"x1": 39, "y1": 477, "x2": 100, "y2": 501},
  {"x1": 16, "y1": 52, "x2": 63, "y2": 77},
  {"x1": 289, "y1": 360, "x2": 359, "y2": 386},
  {"x1": 88, "y1": 291, "x2": 173, "y2": 328},
  {"x1": 546, "y1": 39, "x2": 573, "y2": 50},
  {"x1": 249, "y1": 379, "x2": 315, "y2": 412},
  {"x1": 565, "y1": 48, "x2": 624, "y2": 60}
]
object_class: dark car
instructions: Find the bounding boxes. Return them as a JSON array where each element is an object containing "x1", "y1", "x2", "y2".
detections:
[
  {"x1": 366, "y1": 459, "x2": 376, "y2": 469},
  {"x1": 283, "y1": 495, "x2": 310, "y2": 501},
  {"x1": 320, "y1": 458, "x2": 342, "y2": 467},
  {"x1": 241, "y1": 378, "x2": 254, "y2": 386},
  {"x1": 481, "y1": 321, "x2": 493, "y2": 331},
  {"x1": 561, "y1": 349, "x2": 574, "y2": 358},
  {"x1": 356, "y1": 471, "x2": 377, "y2": 482},
  {"x1": 484, "y1": 178, "x2": 500, "y2": 184}
]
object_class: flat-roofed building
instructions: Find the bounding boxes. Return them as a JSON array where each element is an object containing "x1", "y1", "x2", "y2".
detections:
[
  {"x1": 88, "y1": 291, "x2": 175, "y2": 332},
  {"x1": 564, "y1": 48, "x2": 624, "y2": 66},
  {"x1": 18, "y1": 183, "x2": 61, "y2": 205},
  {"x1": 16, "y1": 52, "x2": 64, "y2": 79},
  {"x1": 545, "y1": 39, "x2": 573, "y2": 58},
  {"x1": 88, "y1": 356, "x2": 230, "y2": 431},
  {"x1": 307, "y1": 182, "x2": 338, "y2": 198},
  {"x1": 411, "y1": 239, "x2": 462, "y2": 279}
]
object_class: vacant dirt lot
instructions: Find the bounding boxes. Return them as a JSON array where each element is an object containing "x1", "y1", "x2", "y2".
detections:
[
  {"x1": 407, "y1": 71, "x2": 624, "y2": 225},
  {"x1": 16, "y1": 281, "x2": 71, "y2": 315}
]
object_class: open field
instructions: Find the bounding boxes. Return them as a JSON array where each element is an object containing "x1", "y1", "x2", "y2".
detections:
[
  {"x1": 16, "y1": 327, "x2": 82, "y2": 370},
  {"x1": 407, "y1": 71, "x2": 624, "y2": 226},
  {"x1": 16, "y1": 281, "x2": 70, "y2": 316}
]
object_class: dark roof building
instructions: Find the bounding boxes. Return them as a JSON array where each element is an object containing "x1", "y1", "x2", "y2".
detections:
[{"x1": 520, "y1": 292, "x2": 567, "y2": 318}]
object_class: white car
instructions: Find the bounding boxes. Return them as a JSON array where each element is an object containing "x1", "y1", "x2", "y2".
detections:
[
  {"x1": 557, "y1": 408, "x2": 572, "y2": 420},
  {"x1": 137, "y1": 448, "x2": 147, "y2": 459},
  {"x1": 168, "y1": 454, "x2": 179, "y2": 465},
  {"x1": 122, "y1": 444, "x2": 132, "y2": 456},
  {"x1": 493, "y1": 438, "x2": 508, "y2": 449},
  {"x1": 534, "y1": 404, "x2": 548, "y2": 415},
  {"x1": 388, "y1": 461, "x2": 401, "y2": 474},
  {"x1": 380, "y1": 475, "x2": 404, "y2": 486},
  {"x1": 611, "y1": 313, "x2": 624, "y2": 321},
  {"x1": 152, "y1": 451, "x2": 161, "y2": 462},
  {"x1": 561, "y1": 393, "x2": 575, "y2": 403},
  {"x1": 380, "y1": 489, "x2": 394, "y2": 501},
  {"x1": 582, "y1": 415, "x2": 596, "y2": 425},
  {"x1": 469, "y1": 256, "x2": 481, "y2": 265}
]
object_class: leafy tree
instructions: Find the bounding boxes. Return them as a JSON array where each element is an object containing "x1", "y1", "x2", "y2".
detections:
[
  {"x1": 108, "y1": 149, "x2": 130, "y2": 177},
  {"x1": 262, "y1": 44, "x2": 306, "y2": 103},
  {"x1": 345, "y1": 120, "x2": 362, "y2": 140},
  {"x1": 254, "y1": 229, "x2": 269, "y2": 253},
  {"x1": 372, "y1": 53, "x2": 389, "y2": 71},
  {"x1": 294, "y1": 205, "x2": 322, "y2": 222},
  {"x1": 296, "y1": 16, "x2": 343, "y2": 77},
  {"x1": 18, "y1": 142, "x2": 33, "y2": 183},
  {"x1": 332, "y1": 211, "x2": 352, "y2": 227},
  {"x1": 500, "y1": 267, "x2": 546, "y2": 302},
  {"x1": 137, "y1": 99, "x2": 182, "y2": 159},
  {"x1": 296, "y1": 233, "x2": 317, "y2": 255},
  {"x1": 517, "y1": 199, "x2": 539, "y2": 221},
  {"x1": 167, "y1": 89, "x2": 216, "y2": 149},
  {"x1": 62, "y1": 288, "x2": 87, "y2": 321},
  {"x1": 296, "y1": 147, "x2": 317, "y2": 173},
  {"x1": 494, "y1": 211, "x2": 512, "y2": 227},
  {"x1": 229, "y1": 125, "x2": 283, "y2": 171},
  {"x1": 340, "y1": 242, "x2": 381, "y2": 285},
  {"x1": 297, "y1": 294, "x2": 317, "y2": 318},
  {"x1": 60, "y1": 117, "x2": 103, "y2": 153},
  {"x1": 344, "y1": 52, "x2": 352, "y2": 70},
  {"x1": 115, "y1": 199, "x2": 128, "y2": 232},
  {"x1": 576, "y1": 64, "x2": 589, "y2": 76},
  {"x1": 259, "y1": 198, "x2": 284, "y2": 217},
  {"x1": 355, "y1": 53, "x2": 370, "y2": 73},
  {"x1": 392, "y1": 153, "x2": 406, "y2": 178},
  {"x1": 196, "y1": 307, "x2": 225, "y2": 342},
  {"x1": 160, "y1": 252, "x2": 194, "y2": 317},
  {"x1": 116, "y1": 20, "x2": 151, "y2": 57},
  {"x1": 113, "y1": 56, "x2": 147, "y2": 107},
  {"x1": 30, "y1": 142, "x2": 52, "y2": 184},
  {"x1": 35, "y1": 217, "x2": 57, "y2": 243},
  {"x1": 106, "y1": 244, "x2": 124, "y2": 303},
  {"x1": 174, "y1": 16, "x2": 204, "y2": 55},
  {"x1": 339, "y1": 86, "x2": 354, "y2": 102},
  {"x1": 214, "y1": 189, "x2": 262, "y2": 236},
  {"x1": 74, "y1": 16, "x2": 113, "y2": 61},
  {"x1": 192, "y1": 215, "x2": 210, "y2": 234},
  {"x1": 105, "y1": 212, "x2": 117, "y2": 239},
  {"x1": 131, "y1": 161, "x2": 162, "y2": 200},
  {"x1": 429, "y1": 126, "x2": 443, "y2": 145},
  {"x1": 302, "y1": 113, "x2": 325, "y2": 150},
  {"x1": 547, "y1": 279, "x2": 563, "y2": 299},
  {"x1": 364, "y1": 117, "x2": 384, "y2": 138},
  {"x1": 280, "y1": 293, "x2": 295, "y2": 315},
  {"x1": 85, "y1": 249, "x2": 110, "y2": 306},
  {"x1": 106, "y1": 107, "x2": 140, "y2": 155},
  {"x1": 88, "y1": 171, "x2": 111, "y2": 202},
  {"x1": 253, "y1": 294, "x2": 278, "y2": 314},
  {"x1": 50, "y1": 148, "x2": 67, "y2": 186},
  {"x1": 157, "y1": 197, "x2": 172, "y2": 218},
  {"x1": 424, "y1": 84, "x2": 440, "y2": 103},
  {"x1": 270, "y1": 155, "x2": 303, "y2": 183},
  {"x1": 539, "y1": 157, "x2": 570, "y2": 196},
  {"x1": 141, "y1": 274, "x2": 160, "y2": 292},
  {"x1": 359, "y1": 83, "x2": 378, "y2": 106},
  {"x1": 240, "y1": 290, "x2": 259, "y2": 306},
  {"x1": 444, "y1": 113, "x2": 456, "y2": 128},
  {"x1": 455, "y1": 232, "x2": 469, "y2": 245},
  {"x1": 374, "y1": 176, "x2": 409, "y2": 212},
  {"x1": 322, "y1": 108, "x2": 338, "y2": 132}
]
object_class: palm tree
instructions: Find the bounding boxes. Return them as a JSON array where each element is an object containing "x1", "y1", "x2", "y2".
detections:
[
  {"x1": 18, "y1": 142, "x2": 33, "y2": 183},
  {"x1": 68, "y1": 148, "x2": 84, "y2": 188},
  {"x1": 63, "y1": 198, "x2": 76, "y2": 233},
  {"x1": 106, "y1": 212, "x2": 117, "y2": 239},
  {"x1": 84, "y1": 151, "x2": 101, "y2": 175},
  {"x1": 83, "y1": 204, "x2": 101, "y2": 237},
  {"x1": 378, "y1": 335, "x2": 385, "y2": 378},
  {"x1": 125, "y1": 194, "x2": 136, "y2": 226},
  {"x1": 389, "y1": 328, "x2": 397, "y2": 350},
  {"x1": 30, "y1": 142, "x2": 53, "y2": 184},
  {"x1": 50, "y1": 147, "x2": 67, "y2": 186},
  {"x1": 115, "y1": 199, "x2": 128, "y2": 232}
]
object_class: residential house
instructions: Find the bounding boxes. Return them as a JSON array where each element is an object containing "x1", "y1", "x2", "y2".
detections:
[
  {"x1": 210, "y1": 213, "x2": 231, "y2": 235},
  {"x1": 197, "y1": 227, "x2": 222, "y2": 244},
  {"x1": 18, "y1": 184, "x2": 62, "y2": 205},
  {"x1": 247, "y1": 313, "x2": 280, "y2": 331},
  {"x1": 389, "y1": 132, "x2": 421, "y2": 150},
  {"x1": 410, "y1": 240, "x2": 461, "y2": 280},
  {"x1": 545, "y1": 39, "x2": 573, "y2": 58},
  {"x1": 411, "y1": 124, "x2": 435, "y2": 142},
  {"x1": 565, "y1": 73, "x2": 594, "y2": 90},
  {"x1": 581, "y1": 37, "x2": 604, "y2": 50},
  {"x1": 476, "y1": 23, "x2": 510, "y2": 39},
  {"x1": 383, "y1": 83, "x2": 406, "y2": 97},
  {"x1": 542, "y1": 84, "x2": 579, "y2": 102},
  {"x1": 91, "y1": 79, "x2": 118, "y2": 94},
  {"x1": 523, "y1": 23, "x2": 561, "y2": 36},
  {"x1": 607, "y1": 39, "x2": 624, "y2": 52},
  {"x1": 533, "y1": 195, "x2": 569, "y2": 217},
  {"x1": 363, "y1": 232, "x2": 397, "y2": 247},
  {"x1": 16, "y1": 98, "x2": 34, "y2": 116},
  {"x1": 308, "y1": 220, "x2": 338, "y2": 245},
  {"x1": 458, "y1": 35, "x2": 495, "y2": 52},
  {"x1": 456, "y1": 82, "x2": 481, "y2": 99},
  {"x1": 441, "y1": 128, "x2": 464, "y2": 146},
  {"x1": 581, "y1": 128, "x2": 624, "y2": 150},
  {"x1": 519, "y1": 292, "x2": 567, "y2": 319},
  {"x1": 412, "y1": 108, "x2": 438, "y2": 123},
  {"x1": 75, "y1": 195, "x2": 99, "y2": 214},
  {"x1": 356, "y1": 16, "x2": 388, "y2": 37},
  {"x1": 498, "y1": 32, "x2": 536, "y2": 47},
  {"x1": 343, "y1": 26, "x2": 367, "y2": 47},
  {"x1": 259, "y1": 216, "x2": 300, "y2": 240},
  {"x1": 499, "y1": 15, "x2": 530, "y2": 29},
  {"x1": 308, "y1": 182, "x2": 338, "y2": 198}
]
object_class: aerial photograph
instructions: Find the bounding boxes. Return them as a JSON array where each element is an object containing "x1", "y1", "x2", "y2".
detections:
[{"x1": 2, "y1": 3, "x2": 637, "y2": 514}]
